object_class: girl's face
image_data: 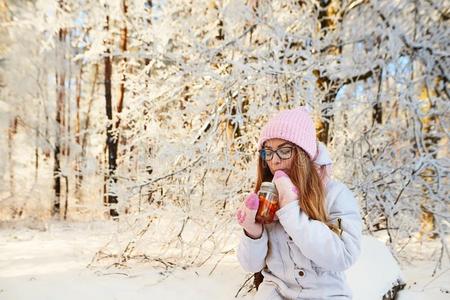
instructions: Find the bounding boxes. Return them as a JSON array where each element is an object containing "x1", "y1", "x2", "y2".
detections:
[{"x1": 262, "y1": 138, "x2": 295, "y2": 176}]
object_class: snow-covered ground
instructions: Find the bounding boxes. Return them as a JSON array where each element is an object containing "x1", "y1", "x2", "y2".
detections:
[{"x1": 0, "y1": 221, "x2": 448, "y2": 300}]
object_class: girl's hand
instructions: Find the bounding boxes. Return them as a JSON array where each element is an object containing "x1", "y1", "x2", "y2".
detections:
[
  {"x1": 273, "y1": 170, "x2": 299, "y2": 207},
  {"x1": 236, "y1": 193, "x2": 263, "y2": 239}
]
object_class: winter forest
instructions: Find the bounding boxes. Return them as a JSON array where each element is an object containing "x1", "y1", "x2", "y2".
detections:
[{"x1": 0, "y1": 0, "x2": 448, "y2": 299}]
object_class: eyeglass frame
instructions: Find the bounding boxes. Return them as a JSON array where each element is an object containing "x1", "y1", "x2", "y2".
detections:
[{"x1": 259, "y1": 144, "x2": 295, "y2": 161}]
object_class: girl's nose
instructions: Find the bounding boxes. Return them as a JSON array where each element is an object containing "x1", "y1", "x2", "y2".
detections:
[{"x1": 272, "y1": 154, "x2": 281, "y2": 164}]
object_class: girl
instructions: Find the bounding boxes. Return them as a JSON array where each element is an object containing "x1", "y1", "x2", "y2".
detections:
[{"x1": 236, "y1": 107, "x2": 362, "y2": 299}]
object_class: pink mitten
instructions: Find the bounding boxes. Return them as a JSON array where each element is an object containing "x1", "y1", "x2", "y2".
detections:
[
  {"x1": 273, "y1": 170, "x2": 299, "y2": 207},
  {"x1": 236, "y1": 193, "x2": 263, "y2": 239}
]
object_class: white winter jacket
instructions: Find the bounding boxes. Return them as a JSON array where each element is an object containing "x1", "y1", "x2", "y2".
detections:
[{"x1": 237, "y1": 180, "x2": 362, "y2": 300}]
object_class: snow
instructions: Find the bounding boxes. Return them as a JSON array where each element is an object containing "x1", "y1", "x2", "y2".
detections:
[
  {"x1": 0, "y1": 221, "x2": 248, "y2": 300},
  {"x1": 0, "y1": 222, "x2": 448, "y2": 300},
  {"x1": 346, "y1": 236, "x2": 404, "y2": 299}
]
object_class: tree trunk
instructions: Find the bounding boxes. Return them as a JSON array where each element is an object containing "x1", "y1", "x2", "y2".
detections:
[
  {"x1": 103, "y1": 9, "x2": 119, "y2": 219},
  {"x1": 63, "y1": 175, "x2": 69, "y2": 220},
  {"x1": 75, "y1": 65, "x2": 83, "y2": 201},
  {"x1": 418, "y1": 80, "x2": 440, "y2": 239},
  {"x1": 315, "y1": 0, "x2": 341, "y2": 145},
  {"x1": 116, "y1": 0, "x2": 127, "y2": 148},
  {"x1": 117, "y1": 0, "x2": 127, "y2": 124},
  {"x1": 53, "y1": 27, "x2": 67, "y2": 218},
  {"x1": 8, "y1": 116, "x2": 18, "y2": 198},
  {"x1": 78, "y1": 64, "x2": 99, "y2": 201},
  {"x1": 34, "y1": 107, "x2": 40, "y2": 183}
]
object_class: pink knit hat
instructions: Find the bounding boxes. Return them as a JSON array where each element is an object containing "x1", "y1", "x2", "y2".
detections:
[
  {"x1": 258, "y1": 106, "x2": 333, "y2": 183},
  {"x1": 258, "y1": 107, "x2": 317, "y2": 159}
]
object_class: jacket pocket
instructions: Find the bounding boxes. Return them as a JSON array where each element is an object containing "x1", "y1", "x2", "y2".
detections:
[
  {"x1": 286, "y1": 240, "x2": 314, "y2": 272},
  {"x1": 286, "y1": 240, "x2": 319, "y2": 290}
]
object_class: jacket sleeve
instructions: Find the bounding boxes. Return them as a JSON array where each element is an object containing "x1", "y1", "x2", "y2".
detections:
[
  {"x1": 276, "y1": 184, "x2": 362, "y2": 272},
  {"x1": 236, "y1": 228, "x2": 268, "y2": 273}
]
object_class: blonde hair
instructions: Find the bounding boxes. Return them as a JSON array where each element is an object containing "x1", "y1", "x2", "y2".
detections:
[{"x1": 255, "y1": 145, "x2": 329, "y2": 224}]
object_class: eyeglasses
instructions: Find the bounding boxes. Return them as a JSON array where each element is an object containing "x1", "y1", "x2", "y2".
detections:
[{"x1": 259, "y1": 146, "x2": 294, "y2": 161}]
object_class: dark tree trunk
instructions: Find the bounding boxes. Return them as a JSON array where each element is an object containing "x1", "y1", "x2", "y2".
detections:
[
  {"x1": 63, "y1": 175, "x2": 69, "y2": 220},
  {"x1": 52, "y1": 141, "x2": 61, "y2": 216},
  {"x1": 104, "y1": 50, "x2": 119, "y2": 218},
  {"x1": 53, "y1": 27, "x2": 67, "y2": 218},
  {"x1": 315, "y1": 0, "x2": 341, "y2": 145},
  {"x1": 103, "y1": 10, "x2": 119, "y2": 219}
]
